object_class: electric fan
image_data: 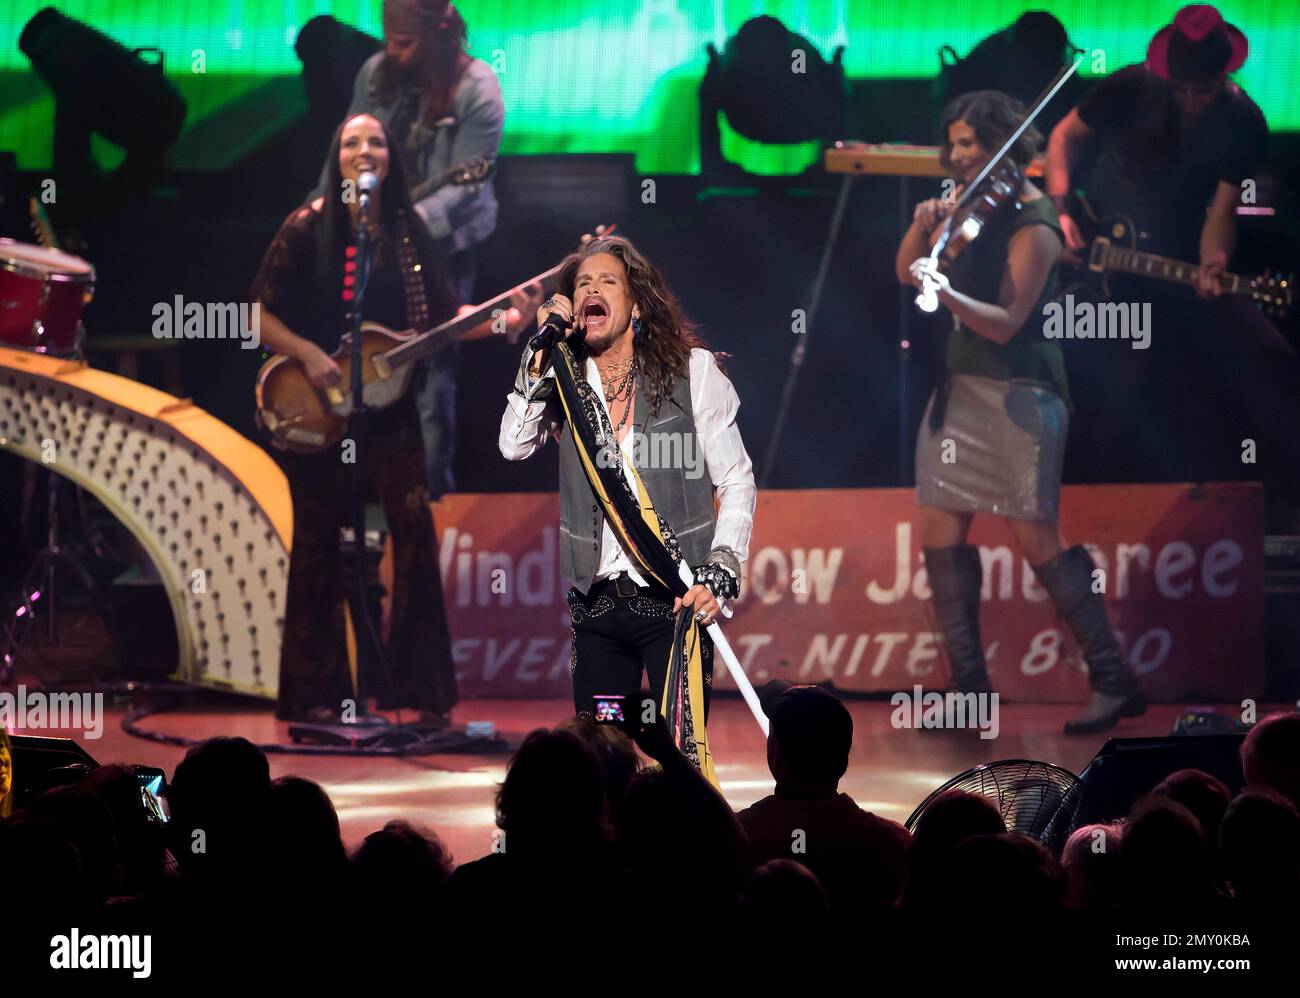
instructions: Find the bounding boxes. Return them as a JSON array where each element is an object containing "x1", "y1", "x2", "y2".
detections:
[{"x1": 905, "y1": 759, "x2": 1089, "y2": 856}]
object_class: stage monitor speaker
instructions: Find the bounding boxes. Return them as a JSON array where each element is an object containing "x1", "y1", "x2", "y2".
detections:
[
  {"x1": 1077, "y1": 734, "x2": 1246, "y2": 826},
  {"x1": 7, "y1": 734, "x2": 101, "y2": 809}
]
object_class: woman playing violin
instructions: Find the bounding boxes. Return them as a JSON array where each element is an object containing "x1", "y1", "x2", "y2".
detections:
[{"x1": 894, "y1": 89, "x2": 1144, "y2": 735}]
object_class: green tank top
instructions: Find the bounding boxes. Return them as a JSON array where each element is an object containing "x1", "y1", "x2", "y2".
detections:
[{"x1": 942, "y1": 195, "x2": 1070, "y2": 404}]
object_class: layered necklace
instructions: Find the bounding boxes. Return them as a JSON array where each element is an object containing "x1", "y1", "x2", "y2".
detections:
[{"x1": 596, "y1": 353, "x2": 635, "y2": 435}]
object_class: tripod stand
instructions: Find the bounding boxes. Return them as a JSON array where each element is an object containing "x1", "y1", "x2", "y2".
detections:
[{"x1": 2, "y1": 467, "x2": 101, "y2": 686}]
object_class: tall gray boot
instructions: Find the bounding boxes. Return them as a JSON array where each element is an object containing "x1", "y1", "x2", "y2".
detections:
[
  {"x1": 1032, "y1": 545, "x2": 1146, "y2": 735},
  {"x1": 923, "y1": 545, "x2": 992, "y2": 694}
]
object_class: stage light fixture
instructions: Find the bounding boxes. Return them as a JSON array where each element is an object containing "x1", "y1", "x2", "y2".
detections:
[{"x1": 19, "y1": 6, "x2": 186, "y2": 178}]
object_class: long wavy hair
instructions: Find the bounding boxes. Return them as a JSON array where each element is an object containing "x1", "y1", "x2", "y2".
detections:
[
  {"x1": 557, "y1": 235, "x2": 705, "y2": 417},
  {"x1": 375, "y1": 4, "x2": 469, "y2": 126},
  {"x1": 938, "y1": 89, "x2": 1042, "y2": 176},
  {"x1": 313, "y1": 114, "x2": 457, "y2": 322}
]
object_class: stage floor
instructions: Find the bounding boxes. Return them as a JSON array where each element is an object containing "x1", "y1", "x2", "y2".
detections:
[{"x1": 6, "y1": 695, "x2": 1258, "y2": 866}]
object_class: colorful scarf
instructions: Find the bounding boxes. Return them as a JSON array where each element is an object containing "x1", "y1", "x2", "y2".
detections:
[{"x1": 550, "y1": 342, "x2": 718, "y2": 788}]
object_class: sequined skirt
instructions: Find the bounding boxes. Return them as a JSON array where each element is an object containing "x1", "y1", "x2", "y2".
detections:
[{"x1": 916, "y1": 373, "x2": 1068, "y2": 523}]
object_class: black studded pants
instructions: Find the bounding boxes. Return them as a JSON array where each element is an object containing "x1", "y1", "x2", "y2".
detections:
[{"x1": 566, "y1": 574, "x2": 713, "y2": 722}]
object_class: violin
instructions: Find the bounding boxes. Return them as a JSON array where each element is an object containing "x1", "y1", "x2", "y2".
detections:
[
  {"x1": 931, "y1": 158, "x2": 1026, "y2": 265},
  {"x1": 915, "y1": 56, "x2": 1083, "y2": 313}
]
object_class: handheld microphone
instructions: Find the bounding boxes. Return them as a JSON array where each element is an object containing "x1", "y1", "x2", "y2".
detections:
[{"x1": 528, "y1": 311, "x2": 573, "y2": 353}]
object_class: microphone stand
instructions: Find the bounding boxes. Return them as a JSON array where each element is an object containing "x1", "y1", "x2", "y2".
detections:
[
  {"x1": 289, "y1": 182, "x2": 396, "y2": 745},
  {"x1": 289, "y1": 181, "x2": 494, "y2": 753},
  {"x1": 343, "y1": 183, "x2": 393, "y2": 730}
]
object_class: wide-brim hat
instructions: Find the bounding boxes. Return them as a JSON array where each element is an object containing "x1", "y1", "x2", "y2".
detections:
[{"x1": 1147, "y1": 4, "x2": 1248, "y2": 81}]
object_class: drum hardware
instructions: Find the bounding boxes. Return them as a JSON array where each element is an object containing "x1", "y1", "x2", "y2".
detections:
[{"x1": 1, "y1": 469, "x2": 104, "y2": 686}]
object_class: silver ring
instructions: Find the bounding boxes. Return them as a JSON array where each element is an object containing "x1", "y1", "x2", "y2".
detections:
[{"x1": 542, "y1": 297, "x2": 558, "y2": 309}]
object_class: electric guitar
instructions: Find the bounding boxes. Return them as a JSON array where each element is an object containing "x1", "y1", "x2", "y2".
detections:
[
  {"x1": 255, "y1": 223, "x2": 614, "y2": 453},
  {"x1": 1060, "y1": 193, "x2": 1292, "y2": 317}
]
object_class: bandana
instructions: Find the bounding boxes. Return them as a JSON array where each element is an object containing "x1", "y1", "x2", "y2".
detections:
[{"x1": 382, "y1": 0, "x2": 448, "y2": 36}]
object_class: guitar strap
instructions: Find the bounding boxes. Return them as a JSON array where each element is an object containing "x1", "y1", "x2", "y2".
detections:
[
  {"x1": 394, "y1": 211, "x2": 431, "y2": 331},
  {"x1": 388, "y1": 87, "x2": 423, "y2": 181}
]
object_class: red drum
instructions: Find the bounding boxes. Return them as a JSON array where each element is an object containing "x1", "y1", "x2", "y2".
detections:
[{"x1": 0, "y1": 240, "x2": 94, "y2": 355}]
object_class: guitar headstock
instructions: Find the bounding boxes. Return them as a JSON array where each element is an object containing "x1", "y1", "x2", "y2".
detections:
[
  {"x1": 28, "y1": 196, "x2": 90, "y2": 258},
  {"x1": 496, "y1": 224, "x2": 619, "y2": 345},
  {"x1": 28, "y1": 196, "x2": 58, "y2": 250},
  {"x1": 1248, "y1": 270, "x2": 1293, "y2": 318},
  {"x1": 578, "y1": 223, "x2": 617, "y2": 249}
]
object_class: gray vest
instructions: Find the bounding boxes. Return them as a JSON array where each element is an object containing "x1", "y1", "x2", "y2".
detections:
[{"x1": 558, "y1": 366, "x2": 716, "y2": 595}]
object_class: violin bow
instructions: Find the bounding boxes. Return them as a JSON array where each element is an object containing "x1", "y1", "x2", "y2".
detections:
[{"x1": 916, "y1": 54, "x2": 1085, "y2": 313}]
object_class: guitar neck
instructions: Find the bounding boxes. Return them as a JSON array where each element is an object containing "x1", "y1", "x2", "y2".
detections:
[
  {"x1": 408, "y1": 166, "x2": 457, "y2": 204},
  {"x1": 1101, "y1": 245, "x2": 1242, "y2": 296},
  {"x1": 382, "y1": 263, "x2": 563, "y2": 370},
  {"x1": 408, "y1": 157, "x2": 492, "y2": 203}
]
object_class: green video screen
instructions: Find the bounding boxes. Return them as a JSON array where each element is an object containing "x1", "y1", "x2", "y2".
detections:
[{"x1": 3, "y1": 1, "x2": 1298, "y2": 174}]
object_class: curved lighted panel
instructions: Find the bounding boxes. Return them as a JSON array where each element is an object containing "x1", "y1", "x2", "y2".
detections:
[{"x1": 0, "y1": 346, "x2": 291, "y2": 698}]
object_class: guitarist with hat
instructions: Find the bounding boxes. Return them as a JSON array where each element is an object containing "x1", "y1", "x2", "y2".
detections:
[{"x1": 1046, "y1": 4, "x2": 1300, "y2": 517}]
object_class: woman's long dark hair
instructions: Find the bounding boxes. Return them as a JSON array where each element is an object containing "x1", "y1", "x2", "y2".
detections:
[
  {"x1": 314, "y1": 114, "x2": 457, "y2": 323},
  {"x1": 557, "y1": 235, "x2": 705, "y2": 417},
  {"x1": 375, "y1": 5, "x2": 469, "y2": 125},
  {"x1": 938, "y1": 89, "x2": 1042, "y2": 176}
]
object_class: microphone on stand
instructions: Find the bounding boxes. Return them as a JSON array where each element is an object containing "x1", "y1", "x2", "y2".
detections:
[
  {"x1": 357, "y1": 170, "x2": 378, "y2": 211},
  {"x1": 352, "y1": 171, "x2": 380, "y2": 297}
]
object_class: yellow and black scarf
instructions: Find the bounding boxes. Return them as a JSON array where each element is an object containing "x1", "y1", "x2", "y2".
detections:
[{"x1": 551, "y1": 342, "x2": 718, "y2": 788}]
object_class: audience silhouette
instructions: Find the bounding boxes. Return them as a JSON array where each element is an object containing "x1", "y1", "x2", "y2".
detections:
[{"x1": 3, "y1": 705, "x2": 1297, "y2": 966}]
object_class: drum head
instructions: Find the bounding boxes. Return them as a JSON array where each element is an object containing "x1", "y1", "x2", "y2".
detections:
[{"x1": 0, "y1": 239, "x2": 94, "y2": 280}]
